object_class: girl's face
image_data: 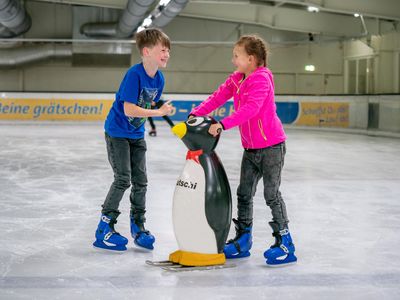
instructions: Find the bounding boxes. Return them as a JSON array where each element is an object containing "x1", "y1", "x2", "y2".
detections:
[{"x1": 232, "y1": 45, "x2": 256, "y2": 75}]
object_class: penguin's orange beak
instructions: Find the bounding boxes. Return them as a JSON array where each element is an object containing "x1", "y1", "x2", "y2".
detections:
[{"x1": 171, "y1": 122, "x2": 187, "y2": 139}]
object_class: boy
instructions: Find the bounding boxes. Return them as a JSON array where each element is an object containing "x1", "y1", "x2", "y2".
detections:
[{"x1": 93, "y1": 28, "x2": 173, "y2": 251}]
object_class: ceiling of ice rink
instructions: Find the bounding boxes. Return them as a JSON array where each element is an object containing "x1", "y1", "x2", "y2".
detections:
[
  {"x1": 1, "y1": 0, "x2": 400, "y2": 73},
  {"x1": 2, "y1": 0, "x2": 400, "y2": 42}
]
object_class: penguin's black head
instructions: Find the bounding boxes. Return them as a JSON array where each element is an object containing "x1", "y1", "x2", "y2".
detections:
[{"x1": 171, "y1": 116, "x2": 220, "y2": 152}]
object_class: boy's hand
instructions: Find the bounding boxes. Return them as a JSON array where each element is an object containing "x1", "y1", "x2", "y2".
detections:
[
  {"x1": 208, "y1": 123, "x2": 223, "y2": 137},
  {"x1": 158, "y1": 100, "x2": 173, "y2": 116}
]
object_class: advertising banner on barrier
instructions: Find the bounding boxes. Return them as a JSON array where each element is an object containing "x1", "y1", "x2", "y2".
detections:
[
  {"x1": 296, "y1": 102, "x2": 349, "y2": 127},
  {"x1": 0, "y1": 98, "x2": 112, "y2": 121},
  {"x1": 0, "y1": 93, "x2": 114, "y2": 121},
  {"x1": 0, "y1": 93, "x2": 349, "y2": 127}
]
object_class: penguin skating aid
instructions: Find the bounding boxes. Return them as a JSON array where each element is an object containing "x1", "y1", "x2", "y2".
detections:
[{"x1": 146, "y1": 116, "x2": 235, "y2": 271}]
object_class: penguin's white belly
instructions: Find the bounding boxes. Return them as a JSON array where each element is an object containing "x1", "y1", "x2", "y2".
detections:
[{"x1": 172, "y1": 159, "x2": 217, "y2": 254}]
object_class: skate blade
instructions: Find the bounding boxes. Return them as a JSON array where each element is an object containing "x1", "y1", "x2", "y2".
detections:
[
  {"x1": 133, "y1": 240, "x2": 154, "y2": 251},
  {"x1": 92, "y1": 241, "x2": 127, "y2": 252},
  {"x1": 162, "y1": 263, "x2": 236, "y2": 272},
  {"x1": 225, "y1": 251, "x2": 251, "y2": 259},
  {"x1": 265, "y1": 260, "x2": 297, "y2": 268},
  {"x1": 132, "y1": 245, "x2": 154, "y2": 253},
  {"x1": 92, "y1": 246, "x2": 126, "y2": 254},
  {"x1": 145, "y1": 260, "x2": 177, "y2": 267}
]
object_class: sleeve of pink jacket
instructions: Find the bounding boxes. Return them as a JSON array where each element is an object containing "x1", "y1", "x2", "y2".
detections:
[
  {"x1": 220, "y1": 75, "x2": 270, "y2": 130},
  {"x1": 190, "y1": 74, "x2": 235, "y2": 117}
]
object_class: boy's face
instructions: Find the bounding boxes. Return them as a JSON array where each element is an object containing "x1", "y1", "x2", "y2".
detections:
[
  {"x1": 232, "y1": 45, "x2": 254, "y2": 74},
  {"x1": 143, "y1": 42, "x2": 170, "y2": 68}
]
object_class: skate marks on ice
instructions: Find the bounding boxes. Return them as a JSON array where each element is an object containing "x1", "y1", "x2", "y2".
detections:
[{"x1": 146, "y1": 260, "x2": 236, "y2": 272}]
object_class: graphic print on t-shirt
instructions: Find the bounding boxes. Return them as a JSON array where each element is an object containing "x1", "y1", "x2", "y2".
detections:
[{"x1": 128, "y1": 87, "x2": 158, "y2": 128}]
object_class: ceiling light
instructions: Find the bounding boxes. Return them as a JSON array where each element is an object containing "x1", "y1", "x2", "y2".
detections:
[
  {"x1": 159, "y1": 0, "x2": 172, "y2": 6},
  {"x1": 305, "y1": 65, "x2": 316, "y2": 72},
  {"x1": 307, "y1": 6, "x2": 319, "y2": 13},
  {"x1": 142, "y1": 16, "x2": 153, "y2": 27},
  {"x1": 137, "y1": 15, "x2": 153, "y2": 32}
]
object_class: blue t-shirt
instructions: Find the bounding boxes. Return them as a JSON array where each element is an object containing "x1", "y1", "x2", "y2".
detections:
[{"x1": 105, "y1": 63, "x2": 164, "y2": 139}]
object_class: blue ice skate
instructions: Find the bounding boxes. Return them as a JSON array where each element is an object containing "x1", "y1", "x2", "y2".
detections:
[
  {"x1": 264, "y1": 222, "x2": 297, "y2": 266},
  {"x1": 130, "y1": 218, "x2": 155, "y2": 250},
  {"x1": 93, "y1": 215, "x2": 128, "y2": 251},
  {"x1": 223, "y1": 219, "x2": 252, "y2": 259}
]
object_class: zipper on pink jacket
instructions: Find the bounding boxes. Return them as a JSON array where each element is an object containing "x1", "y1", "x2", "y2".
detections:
[
  {"x1": 258, "y1": 119, "x2": 267, "y2": 141},
  {"x1": 248, "y1": 121, "x2": 253, "y2": 148}
]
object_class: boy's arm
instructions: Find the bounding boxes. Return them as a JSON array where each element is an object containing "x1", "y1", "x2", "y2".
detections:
[
  {"x1": 124, "y1": 101, "x2": 172, "y2": 118},
  {"x1": 190, "y1": 75, "x2": 235, "y2": 117}
]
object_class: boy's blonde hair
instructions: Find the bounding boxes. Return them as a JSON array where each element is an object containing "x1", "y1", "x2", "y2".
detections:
[
  {"x1": 235, "y1": 35, "x2": 269, "y2": 67},
  {"x1": 135, "y1": 28, "x2": 171, "y2": 55}
]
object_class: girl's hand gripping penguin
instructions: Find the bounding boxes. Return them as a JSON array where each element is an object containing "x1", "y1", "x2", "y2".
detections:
[
  {"x1": 172, "y1": 116, "x2": 220, "y2": 152},
  {"x1": 208, "y1": 123, "x2": 223, "y2": 137}
]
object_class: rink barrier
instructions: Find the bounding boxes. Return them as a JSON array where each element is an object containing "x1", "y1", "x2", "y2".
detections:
[{"x1": 0, "y1": 93, "x2": 399, "y2": 135}]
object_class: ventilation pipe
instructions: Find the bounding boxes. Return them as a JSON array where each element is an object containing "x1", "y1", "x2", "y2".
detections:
[
  {"x1": 80, "y1": 22, "x2": 120, "y2": 38},
  {"x1": 151, "y1": 0, "x2": 189, "y2": 27},
  {"x1": 0, "y1": 0, "x2": 31, "y2": 37},
  {"x1": 117, "y1": 0, "x2": 156, "y2": 37},
  {"x1": 81, "y1": 0, "x2": 156, "y2": 38},
  {"x1": 0, "y1": 44, "x2": 72, "y2": 67},
  {"x1": 0, "y1": 23, "x2": 13, "y2": 37}
]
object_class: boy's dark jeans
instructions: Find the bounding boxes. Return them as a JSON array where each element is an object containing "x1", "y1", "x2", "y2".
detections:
[
  {"x1": 237, "y1": 142, "x2": 289, "y2": 231},
  {"x1": 101, "y1": 133, "x2": 147, "y2": 224}
]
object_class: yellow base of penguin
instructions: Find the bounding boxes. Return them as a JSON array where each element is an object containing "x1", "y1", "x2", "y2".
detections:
[{"x1": 169, "y1": 250, "x2": 225, "y2": 266}]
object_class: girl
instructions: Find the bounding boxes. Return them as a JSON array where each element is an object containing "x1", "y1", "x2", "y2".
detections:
[{"x1": 189, "y1": 35, "x2": 297, "y2": 266}]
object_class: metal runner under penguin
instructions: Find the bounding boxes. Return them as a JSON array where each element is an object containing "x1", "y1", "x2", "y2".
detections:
[{"x1": 146, "y1": 260, "x2": 236, "y2": 272}]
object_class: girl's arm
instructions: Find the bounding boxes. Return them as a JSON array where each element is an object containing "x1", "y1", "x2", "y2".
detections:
[
  {"x1": 220, "y1": 76, "x2": 270, "y2": 130},
  {"x1": 190, "y1": 74, "x2": 235, "y2": 117}
]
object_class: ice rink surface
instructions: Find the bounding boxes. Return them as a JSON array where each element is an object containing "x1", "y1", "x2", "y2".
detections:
[{"x1": 1, "y1": 121, "x2": 400, "y2": 300}]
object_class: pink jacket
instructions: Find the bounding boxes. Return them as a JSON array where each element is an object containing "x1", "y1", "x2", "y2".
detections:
[{"x1": 191, "y1": 67, "x2": 286, "y2": 149}]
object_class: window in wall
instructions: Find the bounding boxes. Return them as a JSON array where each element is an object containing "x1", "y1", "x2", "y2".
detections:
[
  {"x1": 366, "y1": 58, "x2": 374, "y2": 94},
  {"x1": 348, "y1": 60, "x2": 357, "y2": 94},
  {"x1": 358, "y1": 59, "x2": 367, "y2": 93},
  {"x1": 346, "y1": 57, "x2": 374, "y2": 94}
]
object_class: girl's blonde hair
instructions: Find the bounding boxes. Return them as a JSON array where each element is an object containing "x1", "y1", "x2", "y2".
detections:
[{"x1": 235, "y1": 34, "x2": 269, "y2": 67}]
